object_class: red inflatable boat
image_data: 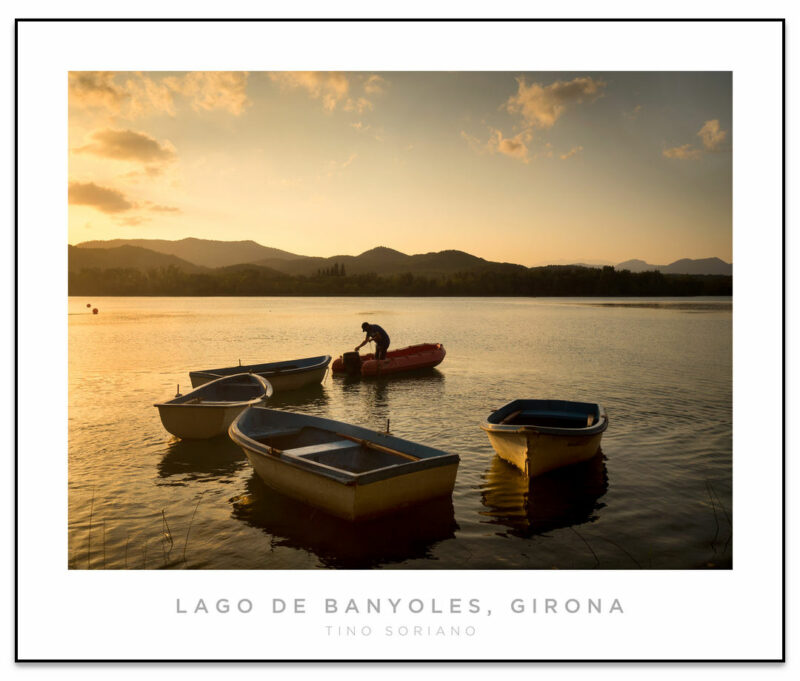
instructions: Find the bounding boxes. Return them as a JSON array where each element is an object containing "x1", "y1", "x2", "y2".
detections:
[{"x1": 332, "y1": 343, "x2": 446, "y2": 377}]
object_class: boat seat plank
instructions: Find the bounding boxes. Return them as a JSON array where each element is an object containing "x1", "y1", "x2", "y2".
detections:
[{"x1": 283, "y1": 439, "x2": 356, "y2": 458}]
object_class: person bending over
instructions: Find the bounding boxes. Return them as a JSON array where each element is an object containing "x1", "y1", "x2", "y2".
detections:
[{"x1": 356, "y1": 322, "x2": 391, "y2": 360}]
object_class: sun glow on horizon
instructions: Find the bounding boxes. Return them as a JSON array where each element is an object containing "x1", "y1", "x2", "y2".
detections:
[{"x1": 68, "y1": 71, "x2": 732, "y2": 267}]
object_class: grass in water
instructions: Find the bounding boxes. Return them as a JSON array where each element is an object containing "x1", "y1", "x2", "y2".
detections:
[
  {"x1": 161, "y1": 509, "x2": 174, "y2": 566},
  {"x1": 87, "y1": 487, "x2": 95, "y2": 569},
  {"x1": 183, "y1": 493, "x2": 204, "y2": 564}
]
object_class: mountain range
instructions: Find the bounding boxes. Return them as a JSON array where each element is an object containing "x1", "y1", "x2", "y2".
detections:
[
  {"x1": 76, "y1": 237, "x2": 300, "y2": 269},
  {"x1": 616, "y1": 258, "x2": 732, "y2": 275},
  {"x1": 71, "y1": 238, "x2": 732, "y2": 277}
]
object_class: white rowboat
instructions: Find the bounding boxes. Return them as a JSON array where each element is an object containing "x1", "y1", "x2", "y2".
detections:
[
  {"x1": 189, "y1": 355, "x2": 331, "y2": 393},
  {"x1": 155, "y1": 373, "x2": 272, "y2": 440}
]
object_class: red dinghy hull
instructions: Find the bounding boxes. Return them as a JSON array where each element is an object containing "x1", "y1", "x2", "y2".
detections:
[{"x1": 332, "y1": 343, "x2": 446, "y2": 377}]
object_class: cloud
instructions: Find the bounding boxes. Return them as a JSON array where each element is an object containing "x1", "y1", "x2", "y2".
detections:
[
  {"x1": 116, "y1": 216, "x2": 150, "y2": 226},
  {"x1": 69, "y1": 180, "x2": 180, "y2": 225},
  {"x1": 122, "y1": 73, "x2": 176, "y2": 117},
  {"x1": 326, "y1": 153, "x2": 358, "y2": 176},
  {"x1": 350, "y1": 121, "x2": 385, "y2": 142},
  {"x1": 344, "y1": 97, "x2": 373, "y2": 114},
  {"x1": 560, "y1": 145, "x2": 584, "y2": 160},
  {"x1": 69, "y1": 72, "x2": 127, "y2": 112},
  {"x1": 662, "y1": 144, "x2": 703, "y2": 160},
  {"x1": 470, "y1": 76, "x2": 603, "y2": 165},
  {"x1": 463, "y1": 128, "x2": 532, "y2": 163},
  {"x1": 269, "y1": 72, "x2": 350, "y2": 111},
  {"x1": 364, "y1": 74, "x2": 387, "y2": 95},
  {"x1": 69, "y1": 71, "x2": 250, "y2": 118},
  {"x1": 624, "y1": 104, "x2": 643, "y2": 120},
  {"x1": 489, "y1": 128, "x2": 531, "y2": 163},
  {"x1": 145, "y1": 202, "x2": 181, "y2": 214},
  {"x1": 697, "y1": 119, "x2": 727, "y2": 151},
  {"x1": 269, "y1": 72, "x2": 386, "y2": 114},
  {"x1": 70, "y1": 71, "x2": 175, "y2": 117},
  {"x1": 68, "y1": 181, "x2": 134, "y2": 213},
  {"x1": 163, "y1": 71, "x2": 251, "y2": 115},
  {"x1": 663, "y1": 119, "x2": 727, "y2": 160},
  {"x1": 74, "y1": 129, "x2": 177, "y2": 164},
  {"x1": 505, "y1": 76, "x2": 606, "y2": 128},
  {"x1": 461, "y1": 130, "x2": 485, "y2": 155}
]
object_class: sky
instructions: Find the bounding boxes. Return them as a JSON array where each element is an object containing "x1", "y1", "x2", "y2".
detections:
[{"x1": 68, "y1": 71, "x2": 732, "y2": 266}]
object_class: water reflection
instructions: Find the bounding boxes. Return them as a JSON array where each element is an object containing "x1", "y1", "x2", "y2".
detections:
[
  {"x1": 231, "y1": 474, "x2": 458, "y2": 568},
  {"x1": 266, "y1": 383, "x2": 330, "y2": 410},
  {"x1": 480, "y1": 452, "x2": 609, "y2": 537},
  {"x1": 335, "y1": 369, "x2": 445, "y2": 428},
  {"x1": 334, "y1": 367, "x2": 445, "y2": 389},
  {"x1": 157, "y1": 436, "x2": 247, "y2": 484}
]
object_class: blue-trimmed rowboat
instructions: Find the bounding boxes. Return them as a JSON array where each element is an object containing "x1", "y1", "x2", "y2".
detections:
[
  {"x1": 481, "y1": 399, "x2": 608, "y2": 477},
  {"x1": 154, "y1": 373, "x2": 272, "y2": 440},
  {"x1": 189, "y1": 355, "x2": 331, "y2": 392},
  {"x1": 229, "y1": 407, "x2": 459, "y2": 521}
]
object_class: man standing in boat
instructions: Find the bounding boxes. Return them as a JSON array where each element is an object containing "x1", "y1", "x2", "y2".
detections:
[{"x1": 356, "y1": 322, "x2": 390, "y2": 360}]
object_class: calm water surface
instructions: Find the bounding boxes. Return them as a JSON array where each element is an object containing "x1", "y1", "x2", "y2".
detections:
[{"x1": 68, "y1": 296, "x2": 732, "y2": 569}]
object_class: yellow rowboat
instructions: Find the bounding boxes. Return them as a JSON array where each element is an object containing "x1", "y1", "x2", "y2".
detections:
[
  {"x1": 229, "y1": 407, "x2": 459, "y2": 521},
  {"x1": 154, "y1": 373, "x2": 272, "y2": 440},
  {"x1": 481, "y1": 399, "x2": 608, "y2": 477}
]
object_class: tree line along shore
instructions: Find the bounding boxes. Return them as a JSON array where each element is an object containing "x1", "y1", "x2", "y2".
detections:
[{"x1": 68, "y1": 264, "x2": 732, "y2": 297}]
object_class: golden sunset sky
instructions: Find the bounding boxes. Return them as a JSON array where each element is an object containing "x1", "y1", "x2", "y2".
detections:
[{"x1": 68, "y1": 71, "x2": 731, "y2": 266}]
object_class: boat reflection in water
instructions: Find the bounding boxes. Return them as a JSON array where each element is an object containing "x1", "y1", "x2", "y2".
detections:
[
  {"x1": 480, "y1": 451, "x2": 608, "y2": 538},
  {"x1": 335, "y1": 367, "x2": 445, "y2": 390},
  {"x1": 263, "y1": 382, "x2": 330, "y2": 411},
  {"x1": 230, "y1": 473, "x2": 458, "y2": 569},
  {"x1": 157, "y1": 435, "x2": 248, "y2": 484}
]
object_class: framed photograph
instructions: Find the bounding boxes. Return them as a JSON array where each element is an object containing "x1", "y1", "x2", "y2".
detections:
[{"x1": 15, "y1": 18, "x2": 783, "y2": 662}]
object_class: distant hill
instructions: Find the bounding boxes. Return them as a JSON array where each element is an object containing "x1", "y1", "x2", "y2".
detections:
[
  {"x1": 662, "y1": 258, "x2": 732, "y2": 275},
  {"x1": 68, "y1": 244, "x2": 209, "y2": 273},
  {"x1": 617, "y1": 257, "x2": 732, "y2": 275},
  {"x1": 75, "y1": 237, "x2": 304, "y2": 268},
  {"x1": 616, "y1": 259, "x2": 654, "y2": 272},
  {"x1": 254, "y1": 246, "x2": 527, "y2": 278}
]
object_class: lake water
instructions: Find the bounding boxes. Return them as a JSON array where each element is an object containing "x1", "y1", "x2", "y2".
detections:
[{"x1": 68, "y1": 296, "x2": 732, "y2": 570}]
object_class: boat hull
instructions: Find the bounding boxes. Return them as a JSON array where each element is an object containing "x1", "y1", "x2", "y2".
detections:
[
  {"x1": 190, "y1": 356, "x2": 330, "y2": 391},
  {"x1": 230, "y1": 407, "x2": 459, "y2": 521},
  {"x1": 332, "y1": 343, "x2": 445, "y2": 377},
  {"x1": 157, "y1": 403, "x2": 251, "y2": 440},
  {"x1": 154, "y1": 373, "x2": 272, "y2": 440},
  {"x1": 481, "y1": 399, "x2": 608, "y2": 477},
  {"x1": 484, "y1": 429, "x2": 604, "y2": 478},
  {"x1": 243, "y1": 449, "x2": 458, "y2": 521}
]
